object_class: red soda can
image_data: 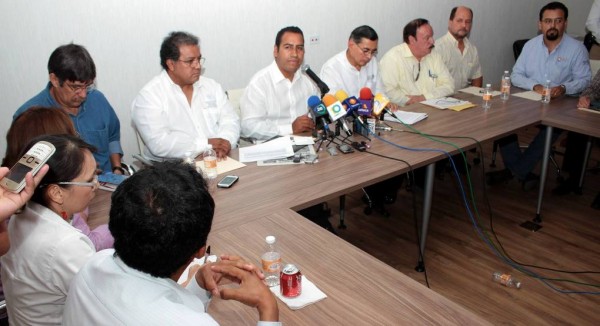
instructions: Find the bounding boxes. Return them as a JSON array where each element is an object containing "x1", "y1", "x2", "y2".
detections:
[{"x1": 280, "y1": 264, "x2": 302, "y2": 298}]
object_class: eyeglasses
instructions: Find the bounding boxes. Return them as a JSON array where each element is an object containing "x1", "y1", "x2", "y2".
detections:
[
  {"x1": 542, "y1": 18, "x2": 564, "y2": 25},
  {"x1": 56, "y1": 175, "x2": 99, "y2": 190},
  {"x1": 355, "y1": 43, "x2": 378, "y2": 57},
  {"x1": 178, "y1": 56, "x2": 205, "y2": 66},
  {"x1": 64, "y1": 81, "x2": 95, "y2": 94}
]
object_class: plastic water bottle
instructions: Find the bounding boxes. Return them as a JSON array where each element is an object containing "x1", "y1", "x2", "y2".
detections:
[
  {"x1": 541, "y1": 80, "x2": 551, "y2": 104},
  {"x1": 202, "y1": 145, "x2": 218, "y2": 179},
  {"x1": 492, "y1": 272, "x2": 521, "y2": 289},
  {"x1": 482, "y1": 84, "x2": 492, "y2": 110},
  {"x1": 261, "y1": 236, "x2": 282, "y2": 287},
  {"x1": 501, "y1": 71, "x2": 511, "y2": 101}
]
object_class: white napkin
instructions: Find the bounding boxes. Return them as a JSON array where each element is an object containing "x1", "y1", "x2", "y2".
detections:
[{"x1": 269, "y1": 276, "x2": 327, "y2": 310}]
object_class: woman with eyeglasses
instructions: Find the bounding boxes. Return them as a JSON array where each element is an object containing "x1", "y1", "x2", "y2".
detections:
[{"x1": 0, "y1": 134, "x2": 97, "y2": 325}]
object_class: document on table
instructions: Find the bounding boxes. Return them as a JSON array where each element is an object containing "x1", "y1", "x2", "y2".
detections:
[
  {"x1": 459, "y1": 86, "x2": 502, "y2": 97},
  {"x1": 195, "y1": 156, "x2": 246, "y2": 175},
  {"x1": 239, "y1": 136, "x2": 295, "y2": 162},
  {"x1": 384, "y1": 110, "x2": 428, "y2": 125},
  {"x1": 420, "y1": 97, "x2": 476, "y2": 111},
  {"x1": 513, "y1": 91, "x2": 542, "y2": 101}
]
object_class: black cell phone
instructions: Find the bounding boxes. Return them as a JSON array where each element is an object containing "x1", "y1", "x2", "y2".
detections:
[{"x1": 217, "y1": 175, "x2": 239, "y2": 188}]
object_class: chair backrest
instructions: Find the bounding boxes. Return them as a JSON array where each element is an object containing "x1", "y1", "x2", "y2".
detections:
[
  {"x1": 513, "y1": 39, "x2": 529, "y2": 61},
  {"x1": 132, "y1": 127, "x2": 154, "y2": 167},
  {"x1": 226, "y1": 88, "x2": 245, "y2": 118}
]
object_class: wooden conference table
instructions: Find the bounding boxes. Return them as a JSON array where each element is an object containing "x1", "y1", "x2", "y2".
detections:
[
  {"x1": 537, "y1": 103, "x2": 600, "y2": 220},
  {"x1": 89, "y1": 90, "x2": 564, "y2": 324}
]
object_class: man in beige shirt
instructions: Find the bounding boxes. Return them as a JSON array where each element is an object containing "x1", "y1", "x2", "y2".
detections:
[
  {"x1": 380, "y1": 18, "x2": 454, "y2": 106},
  {"x1": 434, "y1": 6, "x2": 483, "y2": 91}
]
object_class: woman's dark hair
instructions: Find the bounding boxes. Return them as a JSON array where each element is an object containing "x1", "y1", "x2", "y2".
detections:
[
  {"x1": 3, "y1": 106, "x2": 77, "y2": 168},
  {"x1": 21, "y1": 134, "x2": 96, "y2": 206}
]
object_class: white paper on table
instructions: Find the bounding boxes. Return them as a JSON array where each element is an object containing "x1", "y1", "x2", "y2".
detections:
[
  {"x1": 195, "y1": 156, "x2": 246, "y2": 175},
  {"x1": 459, "y1": 86, "x2": 502, "y2": 97},
  {"x1": 291, "y1": 136, "x2": 315, "y2": 146},
  {"x1": 384, "y1": 111, "x2": 428, "y2": 125},
  {"x1": 239, "y1": 136, "x2": 294, "y2": 162},
  {"x1": 513, "y1": 91, "x2": 542, "y2": 101}
]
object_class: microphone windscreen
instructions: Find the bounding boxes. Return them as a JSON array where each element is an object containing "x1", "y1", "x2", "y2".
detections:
[
  {"x1": 359, "y1": 87, "x2": 373, "y2": 100},
  {"x1": 373, "y1": 93, "x2": 390, "y2": 116},
  {"x1": 322, "y1": 94, "x2": 337, "y2": 107},
  {"x1": 335, "y1": 90, "x2": 349, "y2": 102},
  {"x1": 307, "y1": 95, "x2": 321, "y2": 109}
]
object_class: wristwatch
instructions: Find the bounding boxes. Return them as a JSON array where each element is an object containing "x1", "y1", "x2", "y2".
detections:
[{"x1": 112, "y1": 166, "x2": 125, "y2": 174}]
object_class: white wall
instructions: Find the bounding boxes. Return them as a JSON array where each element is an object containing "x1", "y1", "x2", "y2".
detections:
[{"x1": 0, "y1": 0, "x2": 592, "y2": 162}]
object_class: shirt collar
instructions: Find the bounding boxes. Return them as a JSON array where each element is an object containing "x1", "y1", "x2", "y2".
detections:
[
  {"x1": 268, "y1": 60, "x2": 301, "y2": 86},
  {"x1": 162, "y1": 69, "x2": 204, "y2": 91}
]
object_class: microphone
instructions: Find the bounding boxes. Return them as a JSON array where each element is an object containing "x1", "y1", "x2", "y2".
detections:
[
  {"x1": 335, "y1": 90, "x2": 361, "y2": 119},
  {"x1": 322, "y1": 94, "x2": 347, "y2": 121},
  {"x1": 302, "y1": 64, "x2": 330, "y2": 95},
  {"x1": 357, "y1": 87, "x2": 373, "y2": 117},
  {"x1": 373, "y1": 93, "x2": 391, "y2": 116},
  {"x1": 322, "y1": 94, "x2": 352, "y2": 137},
  {"x1": 307, "y1": 95, "x2": 332, "y2": 138}
]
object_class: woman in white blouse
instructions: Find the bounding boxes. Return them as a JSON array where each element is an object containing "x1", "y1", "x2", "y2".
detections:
[{"x1": 1, "y1": 134, "x2": 98, "y2": 325}]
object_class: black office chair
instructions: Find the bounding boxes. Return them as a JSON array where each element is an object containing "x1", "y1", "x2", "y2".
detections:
[{"x1": 513, "y1": 39, "x2": 529, "y2": 61}]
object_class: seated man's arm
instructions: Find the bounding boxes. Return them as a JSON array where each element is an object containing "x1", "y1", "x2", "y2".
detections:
[
  {"x1": 241, "y1": 84, "x2": 285, "y2": 140},
  {"x1": 105, "y1": 105, "x2": 125, "y2": 173},
  {"x1": 380, "y1": 54, "x2": 410, "y2": 106},
  {"x1": 319, "y1": 64, "x2": 344, "y2": 96},
  {"x1": 563, "y1": 45, "x2": 592, "y2": 95},
  {"x1": 214, "y1": 84, "x2": 240, "y2": 149},
  {"x1": 511, "y1": 43, "x2": 539, "y2": 91},
  {"x1": 132, "y1": 90, "x2": 205, "y2": 159}
]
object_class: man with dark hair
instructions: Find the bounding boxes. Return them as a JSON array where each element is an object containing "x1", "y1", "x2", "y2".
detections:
[
  {"x1": 320, "y1": 25, "x2": 397, "y2": 111},
  {"x1": 14, "y1": 44, "x2": 124, "y2": 174},
  {"x1": 63, "y1": 162, "x2": 280, "y2": 325},
  {"x1": 434, "y1": 6, "x2": 483, "y2": 90},
  {"x1": 132, "y1": 31, "x2": 240, "y2": 160},
  {"x1": 487, "y1": 1, "x2": 591, "y2": 189},
  {"x1": 380, "y1": 18, "x2": 454, "y2": 106},
  {"x1": 240, "y1": 26, "x2": 319, "y2": 141}
]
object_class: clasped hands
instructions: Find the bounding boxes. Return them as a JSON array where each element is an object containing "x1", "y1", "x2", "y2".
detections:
[{"x1": 185, "y1": 254, "x2": 278, "y2": 321}]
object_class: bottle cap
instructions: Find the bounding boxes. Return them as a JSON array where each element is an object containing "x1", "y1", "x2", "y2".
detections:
[
  {"x1": 504, "y1": 70, "x2": 509, "y2": 73},
  {"x1": 266, "y1": 235, "x2": 276, "y2": 244},
  {"x1": 486, "y1": 84, "x2": 491, "y2": 87}
]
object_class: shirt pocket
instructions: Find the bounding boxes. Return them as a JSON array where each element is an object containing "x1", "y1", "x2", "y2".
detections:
[
  {"x1": 201, "y1": 97, "x2": 220, "y2": 126},
  {"x1": 79, "y1": 127, "x2": 109, "y2": 155}
]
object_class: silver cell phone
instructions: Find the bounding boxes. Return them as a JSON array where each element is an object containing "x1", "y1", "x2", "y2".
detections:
[
  {"x1": 0, "y1": 141, "x2": 56, "y2": 193},
  {"x1": 217, "y1": 175, "x2": 239, "y2": 188}
]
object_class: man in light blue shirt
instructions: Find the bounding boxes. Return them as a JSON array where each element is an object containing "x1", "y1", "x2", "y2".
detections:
[{"x1": 488, "y1": 1, "x2": 591, "y2": 189}]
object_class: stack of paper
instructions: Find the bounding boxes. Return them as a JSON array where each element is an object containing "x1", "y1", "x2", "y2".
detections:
[
  {"x1": 420, "y1": 97, "x2": 475, "y2": 111},
  {"x1": 384, "y1": 111, "x2": 428, "y2": 125}
]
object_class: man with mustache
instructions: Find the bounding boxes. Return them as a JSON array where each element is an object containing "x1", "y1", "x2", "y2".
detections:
[
  {"x1": 14, "y1": 44, "x2": 124, "y2": 174},
  {"x1": 132, "y1": 31, "x2": 240, "y2": 160},
  {"x1": 240, "y1": 26, "x2": 319, "y2": 141},
  {"x1": 380, "y1": 18, "x2": 455, "y2": 107},
  {"x1": 487, "y1": 2, "x2": 591, "y2": 190},
  {"x1": 434, "y1": 6, "x2": 483, "y2": 91}
]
